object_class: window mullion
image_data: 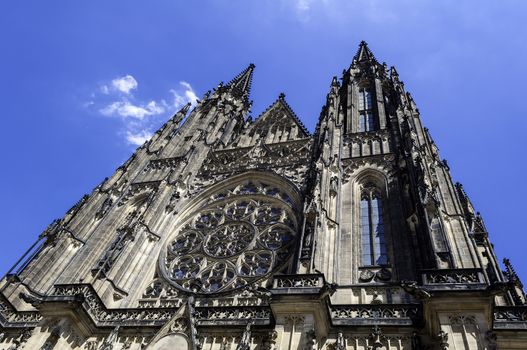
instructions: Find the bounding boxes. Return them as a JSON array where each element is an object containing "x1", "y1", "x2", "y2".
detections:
[{"x1": 368, "y1": 195, "x2": 375, "y2": 265}]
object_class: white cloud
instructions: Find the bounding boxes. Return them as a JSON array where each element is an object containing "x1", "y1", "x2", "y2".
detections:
[
  {"x1": 170, "y1": 81, "x2": 198, "y2": 108},
  {"x1": 126, "y1": 130, "x2": 153, "y2": 146},
  {"x1": 111, "y1": 75, "x2": 138, "y2": 94},
  {"x1": 99, "y1": 100, "x2": 165, "y2": 120},
  {"x1": 89, "y1": 76, "x2": 197, "y2": 147}
]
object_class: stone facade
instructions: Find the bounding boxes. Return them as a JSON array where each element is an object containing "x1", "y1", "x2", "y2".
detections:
[{"x1": 1, "y1": 42, "x2": 526, "y2": 349}]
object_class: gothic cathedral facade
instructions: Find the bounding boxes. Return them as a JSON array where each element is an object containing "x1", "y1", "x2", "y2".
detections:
[{"x1": 1, "y1": 42, "x2": 526, "y2": 349}]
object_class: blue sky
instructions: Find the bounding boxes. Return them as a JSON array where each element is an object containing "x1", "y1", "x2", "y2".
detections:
[{"x1": 1, "y1": 1, "x2": 526, "y2": 283}]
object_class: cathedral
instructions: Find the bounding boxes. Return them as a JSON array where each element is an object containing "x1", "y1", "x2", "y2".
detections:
[{"x1": 1, "y1": 42, "x2": 526, "y2": 349}]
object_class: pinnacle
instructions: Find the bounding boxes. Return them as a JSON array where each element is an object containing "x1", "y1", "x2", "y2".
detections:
[
  {"x1": 180, "y1": 101, "x2": 192, "y2": 113},
  {"x1": 226, "y1": 63, "x2": 256, "y2": 102},
  {"x1": 353, "y1": 40, "x2": 377, "y2": 63}
]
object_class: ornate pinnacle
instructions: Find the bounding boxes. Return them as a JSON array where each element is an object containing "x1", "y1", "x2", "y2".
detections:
[
  {"x1": 504, "y1": 258, "x2": 520, "y2": 283},
  {"x1": 226, "y1": 63, "x2": 255, "y2": 103},
  {"x1": 354, "y1": 40, "x2": 377, "y2": 63}
]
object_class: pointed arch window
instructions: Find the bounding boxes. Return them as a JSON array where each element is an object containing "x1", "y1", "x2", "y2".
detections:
[
  {"x1": 359, "y1": 112, "x2": 375, "y2": 132},
  {"x1": 360, "y1": 183, "x2": 388, "y2": 266},
  {"x1": 358, "y1": 88, "x2": 375, "y2": 132},
  {"x1": 358, "y1": 89, "x2": 373, "y2": 110}
]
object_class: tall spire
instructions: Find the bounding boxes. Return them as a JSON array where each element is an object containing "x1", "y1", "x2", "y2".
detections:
[
  {"x1": 226, "y1": 63, "x2": 255, "y2": 102},
  {"x1": 353, "y1": 41, "x2": 377, "y2": 64}
]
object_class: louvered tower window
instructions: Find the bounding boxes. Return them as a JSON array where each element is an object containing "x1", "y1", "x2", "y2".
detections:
[
  {"x1": 358, "y1": 88, "x2": 375, "y2": 132},
  {"x1": 360, "y1": 183, "x2": 388, "y2": 266}
]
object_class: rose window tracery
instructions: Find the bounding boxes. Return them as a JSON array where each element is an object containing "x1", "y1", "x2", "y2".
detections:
[
  {"x1": 160, "y1": 179, "x2": 299, "y2": 294},
  {"x1": 204, "y1": 222, "x2": 254, "y2": 257}
]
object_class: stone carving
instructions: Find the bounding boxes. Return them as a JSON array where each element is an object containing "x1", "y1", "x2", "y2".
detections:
[
  {"x1": 100, "y1": 326, "x2": 120, "y2": 350},
  {"x1": 333, "y1": 332, "x2": 345, "y2": 350},
  {"x1": 84, "y1": 340, "x2": 99, "y2": 350},
  {"x1": 359, "y1": 268, "x2": 392, "y2": 283},
  {"x1": 422, "y1": 269, "x2": 483, "y2": 284},
  {"x1": 437, "y1": 330, "x2": 449, "y2": 350},
  {"x1": 198, "y1": 139, "x2": 311, "y2": 191},
  {"x1": 331, "y1": 304, "x2": 420, "y2": 325},
  {"x1": 274, "y1": 275, "x2": 322, "y2": 288},
  {"x1": 400, "y1": 280, "x2": 431, "y2": 299},
  {"x1": 95, "y1": 196, "x2": 113, "y2": 220},
  {"x1": 7, "y1": 329, "x2": 32, "y2": 350},
  {"x1": 0, "y1": 295, "x2": 42, "y2": 325},
  {"x1": 494, "y1": 306, "x2": 527, "y2": 322},
  {"x1": 160, "y1": 180, "x2": 299, "y2": 295},
  {"x1": 118, "y1": 181, "x2": 159, "y2": 207},
  {"x1": 52, "y1": 283, "x2": 273, "y2": 327},
  {"x1": 236, "y1": 322, "x2": 252, "y2": 350},
  {"x1": 370, "y1": 325, "x2": 384, "y2": 349}
]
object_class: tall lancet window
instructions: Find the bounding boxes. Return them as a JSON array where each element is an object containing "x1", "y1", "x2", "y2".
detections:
[
  {"x1": 360, "y1": 183, "x2": 388, "y2": 266},
  {"x1": 358, "y1": 88, "x2": 375, "y2": 132}
]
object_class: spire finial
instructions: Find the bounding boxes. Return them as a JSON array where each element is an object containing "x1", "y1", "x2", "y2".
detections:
[
  {"x1": 226, "y1": 63, "x2": 256, "y2": 103},
  {"x1": 353, "y1": 40, "x2": 377, "y2": 63}
]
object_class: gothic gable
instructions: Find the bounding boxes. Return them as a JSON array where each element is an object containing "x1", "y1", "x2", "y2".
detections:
[{"x1": 232, "y1": 94, "x2": 309, "y2": 148}]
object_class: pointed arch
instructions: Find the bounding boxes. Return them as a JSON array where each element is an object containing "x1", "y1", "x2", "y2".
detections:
[{"x1": 353, "y1": 168, "x2": 390, "y2": 268}]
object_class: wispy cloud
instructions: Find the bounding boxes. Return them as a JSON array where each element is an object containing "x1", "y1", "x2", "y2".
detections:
[
  {"x1": 87, "y1": 74, "x2": 198, "y2": 146},
  {"x1": 170, "y1": 81, "x2": 199, "y2": 109},
  {"x1": 100, "y1": 75, "x2": 138, "y2": 95},
  {"x1": 125, "y1": 130, "x2": 153, "y2": 146},
  {"x1": 99, "y1": 100, "x2": 165, "y2": 120}
]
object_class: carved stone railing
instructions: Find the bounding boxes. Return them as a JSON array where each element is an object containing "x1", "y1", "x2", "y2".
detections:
[
  {"x1": 420, "y1": 268, "x2": 486, "y2": 290},
  {"x1": 0, "y1": 294, "x2": 42, "y2": 328},
  {"x1": 330, "y1": 304, "x2": 421, "y2": 326},
  {"x1": 146, "y1": 156, "x2": 184, "y2": 171},
  {"x1": 1, "y1": 283, "x2": 275, "y2": 329},
  {"x1": 52, "y1": 284, "x2": 272, "y2": 328},
  {"x1": 194, "y1": 306, "x2": 272, "y2": 326},
  {"x1": 52, "y1": 284, "x2": 176, "y2": 327},
  {"x1": 493, "y1": 306, "x2": 527, "y2": 330},
  {"x1": 272, "y1": 274, "x2": 325, "y2": 295}
]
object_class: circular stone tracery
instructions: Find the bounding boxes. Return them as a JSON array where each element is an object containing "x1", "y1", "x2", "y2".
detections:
[
  {"x1": 204, "y1": 222, "x2": 254, "y2": 258},
  {"x1": 160, "y1": 180, "x2": 298, "y2": 295}
]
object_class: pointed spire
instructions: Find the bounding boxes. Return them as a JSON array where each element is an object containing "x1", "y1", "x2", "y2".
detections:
[
  {"x1": 226, "y1": 63, "x2": 255, "y2": 101},
  {"x1": 354, "y1": 41, "x2": 377, "y2": 63},
  {"x1": 170, "y1": 101, "x2": 192, "y2": 126},
  {"x1": 390, "y1": 66, "x2": 399, "y2": 78}
]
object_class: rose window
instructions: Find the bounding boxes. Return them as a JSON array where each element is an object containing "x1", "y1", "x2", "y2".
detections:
[
  {"x1": 159, "y1": 180, "x2": 299, "y2": 294},
  {"x1": 204, "y1": 223, "x2": 254, "y2": 257}
]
